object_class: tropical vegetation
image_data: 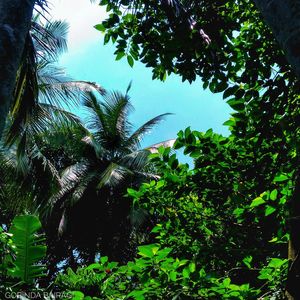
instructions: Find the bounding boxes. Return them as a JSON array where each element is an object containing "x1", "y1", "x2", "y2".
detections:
[{"x1": 1, "y1": 0, "x2": 300, "y2": 299}]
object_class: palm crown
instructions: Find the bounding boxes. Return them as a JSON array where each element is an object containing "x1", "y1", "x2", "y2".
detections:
[
  {"x1": 37, "y1": 87, "x2": 172, "y2": 265},
  {"x1": 50, "y1": 87, "x2": 171, "y2": 212}
]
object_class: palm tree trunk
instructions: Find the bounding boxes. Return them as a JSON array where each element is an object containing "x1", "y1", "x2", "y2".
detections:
[
  {"x1": 0, "y1": 0, "x2": 35, "y2": 137},
  {"x1": 253, "y1": 0, "x2": 300, "y2": 78}
]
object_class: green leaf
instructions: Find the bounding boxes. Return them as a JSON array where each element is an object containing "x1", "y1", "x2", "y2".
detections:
[
  {"x1": 250, "y1": 197, "x2": 265, "y2": 207},
  {"x1": 268, "y1": 258, "x2": 288, "y2": 269},
  {"x1": 70, "y1": 291, "x2": 85, "y2": 300},
  {"x1": 265, "y1": 205, "x2": 276, "y2": 216},
  {"x1": 242, "y1": 256, "x2": 252, "y2": 268},
  {"x1": 104, "y1": 34, "x2": 110, "y2": 44},
  {"x1": 138, "y1": 244, "x2": 159, "y2": 258},
  {"x1": 169, "y1": 271, "x2": 177, "y2": 281},
  {"x1": 127, "y1": 290, "x2": 146, "y2": 300},
  {"x1": 270, "y1": 189, "x2": 278, "y2": 201},
  {"x1": 94, "y1": 24, "x2": 106, "y2": 32},
  {"x1": 151, "y1": 224, "x2": 162, "y2": 233},
  {"x1": 127, "y1": 55, "x2": 134, "y2": 67},
  {"x1": 156, "y1": 180, "x2": 165, "y2": 189},
  {"x1": 233, "y1": 208, "x2": 244, "y2": 217},
  {"x1": 215, "y1": 81, "x2": 228, "y2": 93},
  {"x1": 8, "y1": 215, "x2": 46, "y2": 284},
  {"x1": 209, "y1": 80, "x2": 217, "y2": 92},
  {"x1": 156, "y1": 248, "x2": 172, "y2": 261},
  {"x1": 100, "y1": 256, "x2": 108, "y2": 264},
  {"x1": 227, "y1": 99, "x2": 245, "y2": 111},
  {"x1": 116, "y1": 51, "x2": 125, "y2": 61},
  {"x1": 258, "y1": 268, "x2": 272, "y2": 280},
  {"x1": 274, "y1": 174, "x2": 289, "y2": 182},
  {"x1": 199, "y1": 268, "x2": 206, "y2": 278},
  {"x1": 223, "y1": 278, "x2": 231, "y2": 287},
  {"x1": 190, "y1": 150, "x2": 201, "y2": 158},
  {"x1": 127, "y1": 188, "x2": 139, "y2": 198},
  {"x1": 182, "y1": 267, "x2": 190, "y2": 278},
  {"x1": 188, "y1": 262, "x2": 196, "y2": 273},
  {"x1": 86, "y1": 263, "x2": 101, "y2": 270},
  {"x1": 203, "y1": 81, "x2": 209, "y2": 90},
  {"x1": 223, "y1": 85, "x2": 239, "y2": 99},
  {"x1": 223, "y1": 118, "x2": 236, "y2": 127}
]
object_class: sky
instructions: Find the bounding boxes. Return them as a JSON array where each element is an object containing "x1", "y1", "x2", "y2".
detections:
[{"x1": 49, "y1": 0, "x2": 232, "y2": 158}]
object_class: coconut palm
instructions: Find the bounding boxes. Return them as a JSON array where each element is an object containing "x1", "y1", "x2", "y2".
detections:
[
  {"x1": 4, "y1": 15, "x2": 104, "y2": 167},
  {"x1": 0, "y1": 16, "x2": 103, "y2": 227},
  {"x1": 0, "y1": 13, "x2": 173, "y2": 270},
  {"x1": 43, "y1": 86, "x2": 172, "y2": 265}
]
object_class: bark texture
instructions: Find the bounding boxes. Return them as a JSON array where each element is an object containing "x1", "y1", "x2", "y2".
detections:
[
  {"x1": 0, "y1": 0, "x2": 35, "y2": 138},
  {"x1": 253, "y1": 0, "x2": 300, "y2": 78}
]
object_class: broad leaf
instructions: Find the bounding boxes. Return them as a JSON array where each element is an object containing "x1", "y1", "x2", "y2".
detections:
[{"x1": 8, "y1": 215, "x2": 46, "y2": 284}]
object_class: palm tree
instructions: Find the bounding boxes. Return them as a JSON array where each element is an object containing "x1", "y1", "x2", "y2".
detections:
[
  {"x1": 0, "y1": 13, "x2": 173, "y2": 271},
  {"x1": 0, "y1": 16, "x2": 103, "y2": 229},
  {"x1": 1, "y1": 13, "x2": 106, "y2": 187},
  {"x1": 0, "y1": 18, "x2": 71, "y2": 222},
  {"x1": 0, "y1": 16, "x2": 107, "y2": 277},
  {"x1": 5, "y1": 17, "x2": 103, "y2": 155},
  {"x1": 45, "y1": 86, "x2": 171, "y2": 265}
]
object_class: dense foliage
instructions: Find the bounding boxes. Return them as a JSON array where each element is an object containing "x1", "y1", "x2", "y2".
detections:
[
  {"x1": 94, "y1": 0, "x2": 300, "y2": 297},
  {"x1": 1, "y1": 0, "x2": 300, "y2": 299}
]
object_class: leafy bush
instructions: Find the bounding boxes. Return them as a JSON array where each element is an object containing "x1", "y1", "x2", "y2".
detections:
[
  {"x1": 56, "y1": 244, "x2": 257, "y2": 299},
  {"x1": 125, "y1": 129, "x2": 290, "y2": 298}
]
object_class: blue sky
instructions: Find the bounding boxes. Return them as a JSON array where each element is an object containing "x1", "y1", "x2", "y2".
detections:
[{"x1": 50, "y1": 0, "x2": 232, "y2": 151}]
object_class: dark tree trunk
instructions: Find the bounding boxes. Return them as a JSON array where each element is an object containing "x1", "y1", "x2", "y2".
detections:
[
  {"x1": 0, "y1": 0, "x2": 35, "y2": 138},
  {"x1": 253, "y1": 0, "x2": 300, "y2": 78}
]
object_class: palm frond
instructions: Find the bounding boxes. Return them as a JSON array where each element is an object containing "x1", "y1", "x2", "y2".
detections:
[
  {"x1": 39, "y1": 77, "x2": 106, "y2": 110},
  {"x1": 119, "y1": 149, "x2": 150, "y2": 172},
  {"x1": 0, "y1": 148, "x2": 32, "y2": 220},
  {"x1": 97, "y1": 162, "x2": 131, "y2": 189},
  {"x1": 81, "y1": 134, "x2": 106, "y2": 160},
  {"x1": 5, "y1": 102, "x2": 81, "y2": 161},
  {"x1": 83, "y1": 92, "x2": 108, "y2": 135},
  {"x1": 127, "y1": 113, "x2": 173, "y2": 149},
  {"x1": 7, "y1": 34, "x2": 38, "y2": 146},
  {"x1": 15, "y1": 134, "x2": 30, "y2": 175},
  {"x1": 9, "y1": 19, "x2": 85, "y2": 147},
  {"x1": 37, "y1": 63, "x2": 80, "y2": 108},
  {"x1": 45, "y1": 160, "x2": 91, "y2": 214},
  {"x1": 31, "y1": 20, "x2": 69, "y2": 60},
  {"x1": 29, "y1": 142, "x2": 61, "y2": 182},
  {"x1": 34, "y1": 1, "x2": 50, "y2": 17},
  {"x1": 58, "y1": 209, "x2": 67, "y2": 236},
  {"x1": 40, "y1": 103, "x2": 81, "y2": 126},
  {"x1": 102, "y1": 91, "x2": 133, "y2": 140},
  {"x1": 125, "y1": 81, "x2": 132, "y2": 95},
  {"x1": 52, "y1": 81, "x2": 105, "y2": 95},
  {"x1": 146, "y1": 139, "x2": 176, "y2": 153},
  {"x1": 162, "y1": 0, "x2": 182, "y2": 17},
  {"x1": 35, "y1": 0, "x2": 49, "y2": 10}
]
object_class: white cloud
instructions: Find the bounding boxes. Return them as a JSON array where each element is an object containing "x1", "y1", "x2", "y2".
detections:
[{"x1": 48, "y1": 0, "x2": 107, "y2": 49}]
